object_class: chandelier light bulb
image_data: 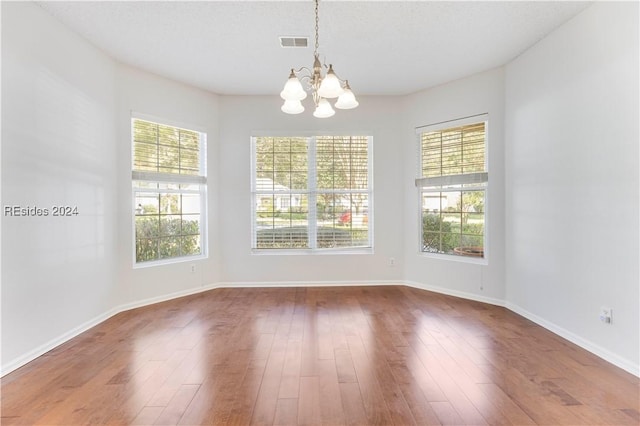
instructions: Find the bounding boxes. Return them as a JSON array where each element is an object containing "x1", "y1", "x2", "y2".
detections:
[
  {"x1": 335, "y1": 81, "x2": 359, "y2": 110},
  {"x1": 313, "y1": 98, "x2": 335, "y2": 118},
  {"x1": 281, "y1": 99, "x2": 305, "y2": 114},
  {"x1": 317, "y1": 65, "x2": 344, "y2": 99},
  {"x1": 280, "y1": 70, "x2": 307, "y2": 101}
]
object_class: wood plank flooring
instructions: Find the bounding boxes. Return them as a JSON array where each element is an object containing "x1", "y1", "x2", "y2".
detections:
[{"x1": 1, "y1": 286, "x2": 638, "y2": 425}]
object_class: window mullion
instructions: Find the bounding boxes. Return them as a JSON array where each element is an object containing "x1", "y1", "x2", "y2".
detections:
[
  {"x1": 308, "y1": 136, "x2": 317, "y2": 249},
  {"x1": 271, "y1": 140, "x2": 276, "y2": 234}
]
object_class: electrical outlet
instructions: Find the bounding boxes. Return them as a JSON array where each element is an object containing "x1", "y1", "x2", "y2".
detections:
[
  {"x1": 599, "y1": 306, "x2": 612, "y2": 324},
  {"x1": 190, "y1": 264, "x2": 196, "y2": 274},
  {"x1": 389, "y1": 257, "x2": 396, "y2": 267}
]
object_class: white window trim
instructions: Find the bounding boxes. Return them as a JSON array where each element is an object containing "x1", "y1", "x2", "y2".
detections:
[
  {"x1": 250, "y1": 135, "x2": 374, "y2": 254},
  {"x1": 416, "y1": 114, "x2": 489, "y2": 264},
  {"x1": 132, "y1": 171, "x2": 207, "y2": 185},
  {"x1": 131, "y1": 115, "x2": 209, "y2": 267},
  {"x1": 415, "y1": 172, "x2": 488, "y2": 188}
]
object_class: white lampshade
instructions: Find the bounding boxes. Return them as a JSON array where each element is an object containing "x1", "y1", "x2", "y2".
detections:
[
  {"x1": 335, "y1": 85, "x2": 359, "y2": 110},
  {"x1": 280, "y1": 71, "x2": 307, "y2": 101},
  {"x1": 313, "y1": 98, "x2": 335, "y2": 118},
  {"x1": 281, "y1": 99, "x2": 305, "y2": 114},
  {"x1": 317, "y1": 65, "x2": 344, "y2": 99}
]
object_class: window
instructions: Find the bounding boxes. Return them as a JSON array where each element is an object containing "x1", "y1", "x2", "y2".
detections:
[
  {"x1": 416, "y1": 116, "x2": 487, "y2": 259},
  {"x1": 252, "y1": 136, "x2": 372, "y2": 251},
  {"x1": 132, "y1": 117, "x2": 207, "y2": 264}
]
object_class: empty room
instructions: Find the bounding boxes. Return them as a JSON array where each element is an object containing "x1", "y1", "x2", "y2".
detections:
[{"x1": 1, "y1": 1, "x2": 638, "y2": 425}]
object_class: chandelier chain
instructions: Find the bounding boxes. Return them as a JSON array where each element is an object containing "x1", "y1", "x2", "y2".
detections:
[{"x1": 314, "y1": 0, "x2": 319, "y2": 56}]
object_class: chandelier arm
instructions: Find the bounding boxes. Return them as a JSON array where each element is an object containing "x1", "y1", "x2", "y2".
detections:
[
  {"x1": 292, "y1": 66, "x2": 312, "y2": 76},
  {"x1": 293, "y1": 68, "x2": 313, "y2": 90},
  {"x1": 299, "y1": 76, "x2": 314, "y2": 92}
]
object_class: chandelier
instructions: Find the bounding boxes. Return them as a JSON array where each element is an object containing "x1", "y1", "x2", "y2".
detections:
[{"x1": 280, "y1": 0, "x2": 359, "y2": 118}]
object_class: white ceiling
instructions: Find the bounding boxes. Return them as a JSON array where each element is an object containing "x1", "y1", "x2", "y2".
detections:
[{"x1": 36, "y1": 1, "x2": 591, "y2": 96}]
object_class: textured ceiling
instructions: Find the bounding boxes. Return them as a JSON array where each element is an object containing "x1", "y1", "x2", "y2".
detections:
[{"x1": 36, "y1": 1, "x2": 591, "y2": 96}]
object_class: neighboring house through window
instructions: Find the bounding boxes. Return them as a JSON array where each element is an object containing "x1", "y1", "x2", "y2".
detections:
[
  {"x1": 416, "y1": 115, "x2": 487, "y2": 259},
  {"x1": 132, "y1": 117, "x2": 207, "y2": 264},
  {"x1": 252, "y1": 135, "x2": 372, "y2": 251}
]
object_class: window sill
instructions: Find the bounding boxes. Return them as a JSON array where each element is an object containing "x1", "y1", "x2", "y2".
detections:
[
  {"x1": 418, "y1": 251, "x2": 488, "y2": 265},
  {"x1": 133, "y1": 254, "x2": 207, "y2": 269},
  {"x1": 251, "y1": 247, "x2": 374, "y2": 256}
]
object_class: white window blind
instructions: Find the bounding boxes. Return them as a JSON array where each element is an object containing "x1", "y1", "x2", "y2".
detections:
[
  {"x1": 252, "y1": 135, "x2": 372, "y2": 251},
  {"x1": 417, "y1": 118, "x2": 487, "y2": 259},
  {"x1": 420, "y1": 121, "x2": 486, "y2": 178},
  {"x1": 132, "y1": 118, "x2": 207, "y2": 264}
]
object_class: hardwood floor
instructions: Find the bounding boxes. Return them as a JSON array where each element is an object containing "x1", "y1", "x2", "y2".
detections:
[{"x1": 1, "y1": 286, "x2": 638, "y2": 425}]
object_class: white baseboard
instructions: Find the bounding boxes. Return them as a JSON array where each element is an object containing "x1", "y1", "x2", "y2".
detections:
[
  {"x1": 0, "y1": 283, "x2": 221, "y2": 377},
  {"x1": 1, "y1": 306, "x2": 120, "y2": 377},
  {"x1": 3, "y1": 280, "x2": 638, "y2": 378},
  {"x1": 216, "y1": 280, "x2": 400, "y2": 288},
  {"x1": 505, "y1": 302, "x2": 640, "y2": 377},
  {"x1": 117, "y1": 282, "x2": 222, "y2": 313},
  {"x1": 403, "y1": 280, "x2": 506, "y2": 307},
  {"x1": 402, "y1": 280, "x2": 639, "y2": 377},
  {"x1": 0, "y1": 280, "x2": 393, "y2": 376}
]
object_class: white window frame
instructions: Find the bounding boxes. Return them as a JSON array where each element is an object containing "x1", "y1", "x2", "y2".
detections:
[
  {"x1": 415, "y1": 114, "x2": 488, "y2": 264},
  {"x1": 251, "y1": 134, "x2": 374, "y2": 254},
  {"x1": 131, "y1": 114, "x2": 208, "y2": 267}
]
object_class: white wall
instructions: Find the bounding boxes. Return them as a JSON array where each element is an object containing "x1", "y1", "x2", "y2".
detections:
[
  {"x1": 217, "y1": 96, "x2": 404, "y2": 284},
  {"x1": 401, "y1": 68, "x2": 506, "y2": 304},
  {"x1": 0, "y1": 3, "x2": 222, "y2": 374},
  {"x1": 505, "y1": 2, "x2": 639, "y2": 372},
  {"x1": 114, "y1": 65, "x2": 221, "y2": 306},
  {"x1": 1, "y1": 3, "x2": 119, "y2": 370}
]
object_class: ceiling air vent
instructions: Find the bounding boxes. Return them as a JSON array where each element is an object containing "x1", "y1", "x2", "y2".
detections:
[{"x1": 279, "y1": 36, "x2": 308, "y2": 48}]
